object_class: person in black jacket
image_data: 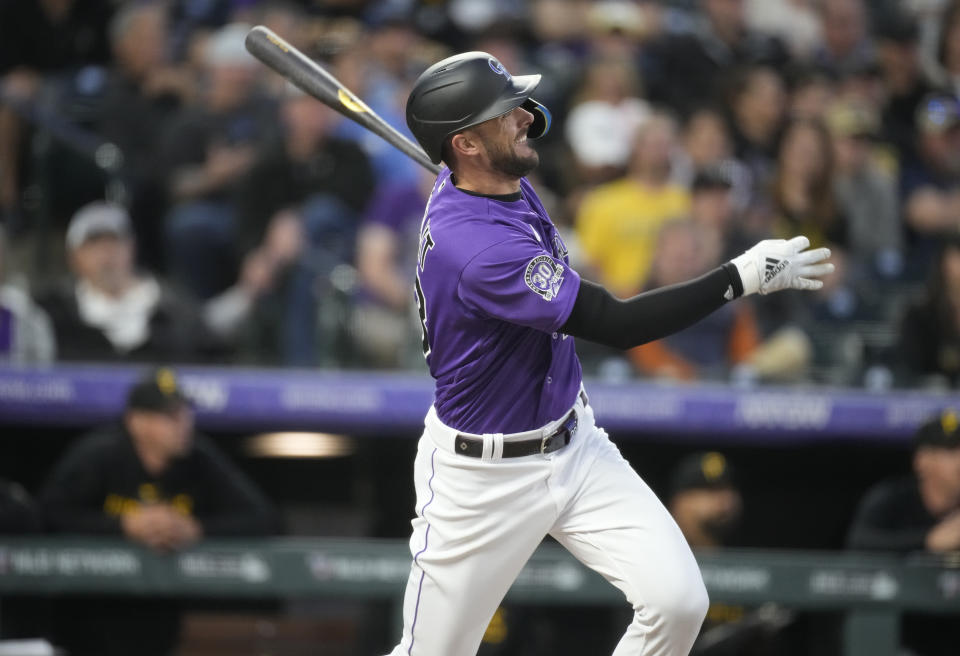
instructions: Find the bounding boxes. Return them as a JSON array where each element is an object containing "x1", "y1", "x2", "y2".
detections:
[
  {"x1": 38, "y1": 368, "x2": 279, "y2": 656},
  {"x1": 232, "y1": 86, "x2": 375, "y2": 366},
  {"x1": 846, "y1": 410, "x2": 960, "y2": 656},
  {"x1": 96, "y1": 1, "x2": 194, "y2": 273},
  {"x1": 41, "y1": 367, "x2": 278, "y2": 543},
  {"x1": 35, "y1": 201, "x2": 217, "y2": 362},
  {"x1": 847, "y1": 410, "x2": 960, "y2": 553},
  {"x1": 35, "y1": 201, "x2": 271, "y2": 363}
]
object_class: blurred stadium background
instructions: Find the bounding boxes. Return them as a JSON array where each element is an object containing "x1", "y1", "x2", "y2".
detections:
[{"x1": 1, "y1": 0, "x2": 960, "y2": 654}]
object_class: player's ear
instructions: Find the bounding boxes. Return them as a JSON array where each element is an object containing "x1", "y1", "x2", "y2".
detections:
[{"x1": 450, "y1": 131, "x2": 480, "y2": 159}]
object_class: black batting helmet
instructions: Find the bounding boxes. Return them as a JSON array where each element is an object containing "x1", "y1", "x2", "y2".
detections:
[{"x1": 406, "y1": 51, "x2": 552, "y2": 165}]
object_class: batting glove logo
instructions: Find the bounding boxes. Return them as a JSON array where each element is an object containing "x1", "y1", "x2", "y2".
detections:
[
  {"x1": 731, "y1": 236, "x2": 834, "y2": 296},
  {"x1": 763, "y1": 257, "x2": 787, "y2": 285}
]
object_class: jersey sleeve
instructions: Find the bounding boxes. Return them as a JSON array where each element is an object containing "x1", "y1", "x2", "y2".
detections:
[{"x1": 457, "y1": 231, "x2": 581, "y2": 333}]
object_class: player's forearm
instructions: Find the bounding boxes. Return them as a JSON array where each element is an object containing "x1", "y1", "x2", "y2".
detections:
[{"x1": 560, "y1": 265, "x2": 742, "y2": 350}]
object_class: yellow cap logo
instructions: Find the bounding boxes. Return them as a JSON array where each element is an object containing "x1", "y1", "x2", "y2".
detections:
[
  {"x1": 702, "y1": 452, "x2": 727, "y2": 481},
  {"x1": 156, "y1": 368, "x2": 178, "y2": 396},
  {"x1": 942, "y1": 410, "x2": 958, "y2": 435}
]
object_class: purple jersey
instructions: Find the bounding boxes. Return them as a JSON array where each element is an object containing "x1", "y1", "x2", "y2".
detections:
[{"x1": 415, "y1": 168, "x2": 582, "y2": 434}]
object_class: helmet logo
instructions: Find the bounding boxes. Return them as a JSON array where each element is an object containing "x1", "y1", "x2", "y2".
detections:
[{"x1": 488, "y1": 58, "x2": 511, "y2": 80}]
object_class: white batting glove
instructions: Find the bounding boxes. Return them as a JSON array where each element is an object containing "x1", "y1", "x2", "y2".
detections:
[{"x1": 729, "y1": 236, "x2": 834, "y2": 296}]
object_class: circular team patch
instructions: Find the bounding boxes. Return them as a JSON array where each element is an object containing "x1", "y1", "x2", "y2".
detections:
[{"x1": 524, "y1": 255, "x2": 565, "y2": 301}]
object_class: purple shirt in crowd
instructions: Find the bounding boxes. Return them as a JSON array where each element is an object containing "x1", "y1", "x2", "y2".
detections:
[{"x1": 415, "y1": 167, "x2": 582, "y2": 434}]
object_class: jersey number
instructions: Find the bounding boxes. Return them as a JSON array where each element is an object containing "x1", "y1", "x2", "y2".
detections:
[
  {"x1": 415, "y1": 223, "x2": 435, "y2": 358},
  {"x1": 415, "y1": 275, "x2": 430, "y2": 357}
]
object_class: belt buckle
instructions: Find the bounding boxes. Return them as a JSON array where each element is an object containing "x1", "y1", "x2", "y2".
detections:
[{"x1": 540, "y1": 433, "x2": 551, "y2": 455}]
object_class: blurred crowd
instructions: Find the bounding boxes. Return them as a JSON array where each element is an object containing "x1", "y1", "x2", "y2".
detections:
[{"x1": 2, "y1": 0, "x2": 960, "y2": 387}]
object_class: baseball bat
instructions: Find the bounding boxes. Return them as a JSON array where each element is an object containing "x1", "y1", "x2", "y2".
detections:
[{"x1": 244, "y1": 25, "x2": 441, "y2": 175}]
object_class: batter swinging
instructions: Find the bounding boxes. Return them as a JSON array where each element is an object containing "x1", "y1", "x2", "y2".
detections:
[{"x1": 386, "y1": 52, "x2": 833, "y2": 656}]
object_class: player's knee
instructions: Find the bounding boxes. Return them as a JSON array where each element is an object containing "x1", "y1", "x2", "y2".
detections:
[
  {"x1": 681, "y1": 574, "x2": 710, "y2": 633},
  {"x1": 639, "y1": 569, "x2": 709, "y2": 641},
  {"x1": 668, "y1": 575, "x2": 708, "y2": 628}
]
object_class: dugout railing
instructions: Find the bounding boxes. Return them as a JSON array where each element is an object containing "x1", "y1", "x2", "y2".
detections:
[{"x1": 0, "y1": 537, "x2": 958, "y2": 656}]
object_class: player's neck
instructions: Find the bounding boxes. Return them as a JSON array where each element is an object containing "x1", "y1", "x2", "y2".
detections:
[{"x1": 452, "y1": 166, "x2": 521, "y2": 196}]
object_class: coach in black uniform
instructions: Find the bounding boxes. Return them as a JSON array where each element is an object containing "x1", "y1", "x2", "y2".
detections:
[
  {"x1": 847, "y1": 410, "x2": 960, "y2": 656},
  {"x1": 39, "y1": 368, "x2": 279, "y2": 656},
  {"x1": 847, "y1": 410, "x2": 960, "y2": 553}
]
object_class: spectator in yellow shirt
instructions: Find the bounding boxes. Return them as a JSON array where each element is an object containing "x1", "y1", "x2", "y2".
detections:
[{"x1": 574, "y1": 112, "x2": 691, "y2": 296}]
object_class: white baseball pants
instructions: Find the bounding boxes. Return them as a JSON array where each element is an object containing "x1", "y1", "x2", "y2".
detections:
[{"x1": 385, "y1": 394, "x2": 708, "y2": 656}]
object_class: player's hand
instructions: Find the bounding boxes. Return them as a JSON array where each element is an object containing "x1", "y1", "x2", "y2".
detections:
[
  {"x1": 926, "y1": 510, "x2": 960, "y2": 552},
  {"x1": 162, "y1": 513, "x2": 203, "y2": 550},
  {"x1": 122, "y1": 505, "x2": 202, "y2": 552},
  {"x1": 729, "y1": 236, "x2": 834, "y2": 296},
  {"x1": 121, "y1": 505, "x2": 175, "y2": 551}
]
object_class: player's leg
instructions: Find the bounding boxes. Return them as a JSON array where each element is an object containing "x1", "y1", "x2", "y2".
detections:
[
  {"x1": 549, "y1": 407, "x2": 708, "y2": 656},
  {"x1": 385, "y1": 427, "x2": 557, "y2": 656}
]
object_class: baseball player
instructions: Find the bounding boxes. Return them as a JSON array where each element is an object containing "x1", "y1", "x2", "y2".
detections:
[{"x1": 386, "y1": 52, "x2": 833, "y2": 656}]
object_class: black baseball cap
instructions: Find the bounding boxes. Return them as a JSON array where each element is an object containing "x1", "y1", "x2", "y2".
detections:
[
  {"x1": 914, "y1": 410, "x2": 960, "y2": 450},
  {"x1": 126, "y1": 368, "x2": 191, "y2": 414},
  {"x1": 669, "y1": 451, "x2": 736, "y2": 498}
]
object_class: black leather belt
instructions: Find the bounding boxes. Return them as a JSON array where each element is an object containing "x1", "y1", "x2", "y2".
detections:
[{"x1": 454, "y1": 391, "x2": 587, "y2": 458}]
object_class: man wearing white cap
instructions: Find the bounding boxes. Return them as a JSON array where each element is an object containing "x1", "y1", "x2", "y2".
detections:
[
  {"x1": 37, "y1": 201, "x2": 206, "y2": 361},
  {"x1": 37, "y1": 201, "x2": 267, "y2": 362}
]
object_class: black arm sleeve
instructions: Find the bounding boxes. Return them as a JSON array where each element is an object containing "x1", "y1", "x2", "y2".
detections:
[{"x1": 560, "y1": 264, "x2": 743, "y2": 350}]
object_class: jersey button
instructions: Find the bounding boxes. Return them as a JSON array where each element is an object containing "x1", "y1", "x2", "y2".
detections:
[
  {"x1": 546, "y1": 376, "x2": 552, "y2": 384},
  {"x1": 552, "y1": 332, "x2": 558, "y2": 339}
]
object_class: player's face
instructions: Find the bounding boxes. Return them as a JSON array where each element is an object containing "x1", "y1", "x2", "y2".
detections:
[
  {"x1": 130, "y1": 406, "x2": 195, "y2": 459},
  {"x1": 70, "y1": 234, "x2": 135, "y2": 295},
  {"x1": 915, "y1": 446, "x2": 960, "y2": 516},
  {"x1": 475, "y1": 106, "x2": 539, "y2": 178}
]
